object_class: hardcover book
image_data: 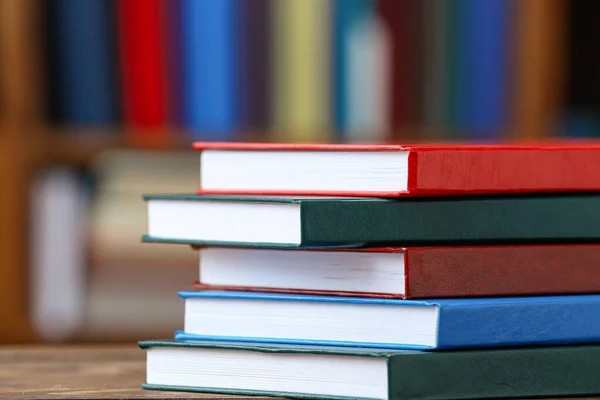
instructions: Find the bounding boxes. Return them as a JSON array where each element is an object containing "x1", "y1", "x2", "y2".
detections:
[
  {"x1": 140, "y1": 339, "x2": 600, "y2": 400},
  {"x1": 193, "y1": 141, "x2": 600, "y2": 196},
  {"x1": 176, "y1": 291, "x2": 600, "y2": 350},
  {"x1": 190, "y1": 244, "x2": 600, "y2": 298},
  {"x1": 143, "y1": 194, "x2": 600, "y2": 247}
]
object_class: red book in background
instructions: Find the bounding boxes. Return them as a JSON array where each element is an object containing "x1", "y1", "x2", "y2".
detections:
[
  {"x1": 117, "y1": 0, "x2": 168, "y2": 134},
  {"x1": 191, "y1": 244, "x2": 600, "y2": 299},
  {"x1": 377, "y1": 0, "x2": 422, "y2": 136}
]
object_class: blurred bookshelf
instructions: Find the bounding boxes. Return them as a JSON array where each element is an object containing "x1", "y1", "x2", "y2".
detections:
[{"x1": 2, "y1": 0, "x2": 599, "y2": 343}]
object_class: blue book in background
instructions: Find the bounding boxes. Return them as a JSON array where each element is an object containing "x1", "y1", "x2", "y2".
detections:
[
  {"x1": 466, "y1": 0, "x2": 509, "y2": 137},
  {"x1": 333, "y1": 0, "x2": 374, "y2": 135},
  {"x1": 51, "y1": 0, "x2": 119, "y2": 126},
  {"x1": 176, "y1": 291, "x2": 600, "y2": 350},
  {"x1": 447, "y1": 0, "x2": 469, "y2": 132},
  {"x1": 181, "y1": 0, "x2": 238, "y2": 140}
]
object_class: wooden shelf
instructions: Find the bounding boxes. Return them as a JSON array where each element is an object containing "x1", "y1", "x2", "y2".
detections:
[
  {"x1": 28, "y1": 127, "x2": 281, "y2": 167},
  {"x1": 28, "y1": 127, "x2": 192, "y2": 167}
]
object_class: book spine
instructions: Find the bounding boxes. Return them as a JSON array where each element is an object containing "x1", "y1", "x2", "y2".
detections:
[
  {"x1": 467, "y1": 0, "x2": 509, "y2": 137},
  {"x1": 164, "y1": 0, "x2": 184, "y2": 127},
  {"x1": 238, "y1": 0, "x2": 271, "y2": 132},
  {"x1": 272, "y1": 0, "x2": 331, "y2": 142},
  {"x1": 53, "y1": 0, "x2": 119, "y2": 126},
  {"x1": 333, "y1": 0, "x2": 374, "y2": 135},
  {"x1": 182, "y1": 0, "x2": 238, "y2": 140},
  {"x1": 345, "y1": 7, "x2": 390, "y2": 143},
  {"x1": 422, "y1": 0, "x2": 448, "y2": 131},
  {"x1": 117, "y1": 0, "x2": 168, "y2": 132},
  {"x1": 404, "y1": 245, "x2": 600, "y2": 298},
  {"x1": 376, "y1": 0, "x2": 407, "y2": 135},
  {"x1": 512, "y1": 0, "x2": 566, "y2": 139}
]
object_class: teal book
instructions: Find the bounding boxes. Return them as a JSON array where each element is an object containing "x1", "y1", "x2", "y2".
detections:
[
  {"x1": 143, "y1": 194, "x2": 600, "y2": 248},
  {"x1": 140, "y1": 339, "x2": 600, "y2": 400}
]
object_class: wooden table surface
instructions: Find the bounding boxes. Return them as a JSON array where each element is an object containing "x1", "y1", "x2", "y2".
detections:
[
  {"x1": 0, "y1": 344, "x2": 271, "y2": 399},
  {"x1": 0, "y1": 345, "x2": 598, "y2": 400}
]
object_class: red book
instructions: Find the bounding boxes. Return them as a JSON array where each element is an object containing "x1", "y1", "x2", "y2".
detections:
[
  {"x1": 191, "y1": 244, "x2": 600, "y2": 299},
  {"x1": 117, "y1": 0, "x2": 168, "y2": 133},
  {"x1": 377, "y1": 0, "x2": 422, "y2": 135},
  {"x1": 193, "y1": 141, "x2": 600, "y2": 197}
]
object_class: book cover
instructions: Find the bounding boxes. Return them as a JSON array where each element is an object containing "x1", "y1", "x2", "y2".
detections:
[
  {"x1": 144, "y1": 193, "x2": 600, "y2": 247},
  {"x1": 141, "y1": 339, "x2": 600, "y2": 400},
  {"x1": 181, "y1": 0, "x2": 238, "y2": 140},
  {"x1": 176, "y1": 291, "x2": 600, "y2": 350},
  {"x1": 192, "y1": 244, "x2": 600, "y2": 299},
  {"x1": 193, "y1": 141, "x2": 600, "y2": 196}
]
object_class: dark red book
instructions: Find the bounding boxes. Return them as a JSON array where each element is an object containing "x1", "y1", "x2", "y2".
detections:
[
  {"x1": 377, "y1": 0, "x2": 422, "y2": 136},
  {"x1": 191, "y1": 244, "x2": 600, "y2": 299},
  {"x1": 117, "y1": 0, "x2": 168, "y2": 133},
  {"x1": 193, "y1": 141, "x2": 600, "y2": 196}
]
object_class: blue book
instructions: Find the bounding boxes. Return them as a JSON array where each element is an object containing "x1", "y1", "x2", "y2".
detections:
[
  {"x1": 52, "y1": 0, "x2": 119, "y2": 126},
  {"x1": 176, "y1": 291, "x2": 600, "y2": 350},
  {"x1": 447, "y1": 0, "x2": 469, "y2": 132},
  {"x1": 181, "y1": 0, "x2": 238, "y2": 140},
  {"x1": 466, "y1": 0, "x2": 509, "y2": 137},
  {"x1": 332, "y1": 0, "x2": 374, "y2": 135}
]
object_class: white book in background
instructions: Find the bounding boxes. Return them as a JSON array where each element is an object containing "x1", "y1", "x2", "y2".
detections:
[
  {"x1": 30, "y1": 167, "x2": 87, "y2": 341},
  {"x1": 346, "y1": 15, "x2": 390, "y2": 143}
]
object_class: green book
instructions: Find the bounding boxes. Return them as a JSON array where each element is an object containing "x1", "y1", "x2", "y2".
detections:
[
  {"x1": 140, "y1": 339, "x2": 600, "y2": 400},
  {"x1": 143, "y1": 194, "x2": 600, "y2": 248}
]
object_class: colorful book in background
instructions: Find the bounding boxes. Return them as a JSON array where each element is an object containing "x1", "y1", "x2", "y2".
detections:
[
  {"x1": 30, "y1": 167, "x2": 88, "y2": 342},
  {"x1": 238, "y1": 0, "x2": 271, "y2": 135},
  {"x1": 345, "y1": 6, "x2": 390, "y2": 143},
  {"x1": 272, "y1": 0, "x2": 331, "y2": 142},
  {"x1": 333, "y1": 0, "x2": 373, "y2": 135},
  {"x1": 422, "y1": 0, "x2": 449, "y2": 132},
  {"x1": 118, "y1": 0, "x2": 168, "y2": 133},
  {"x1": 181, "y1": 0, "x2": 238, "y2": 140},
  {"x1": 447, "y1": 0, "x2": 470, "y2": 133},
  {"x1": 163, "y1": 0, "x2": 184, "y2": 127},
  {"x1": 466, "y1": 0, "x2": 510, "y2": 137},
  {"x1": 176, "y1": 291, "x2": 600, "y2": 350},
  {"x1": 377, "y1": 0, "x2": 422, "y2": 138},
  {"x1": 47, "y1": 0, "x2": 119, "y2": 126},
  {"x1": 190, "y1": 244, "x2": 600, "y2": 299},
  {"x1": 513, "y1": 0, "x2": 566, "y2": 139},
  {"x1": 141, "y1": 340, "x2": 600, "y2": 400},
  {"x1": 562, "y1": 0, "x2": 600, "y2": 137},
  {"x1": 144, "y1": 193, "x2": 600, "y2": 248}
]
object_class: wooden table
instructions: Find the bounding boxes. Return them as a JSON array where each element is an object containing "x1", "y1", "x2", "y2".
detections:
[
  {"x1": 0, "y1": 345, "x2": 598, "y2": 400},
  {"x1": 0, "y1": 344, "x2": 270, "y2": 399}
]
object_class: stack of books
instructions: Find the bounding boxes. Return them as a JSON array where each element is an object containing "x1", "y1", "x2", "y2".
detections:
[{"x1": 140, "y1": 141, "x2": 600, "y2": 400}]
